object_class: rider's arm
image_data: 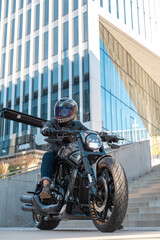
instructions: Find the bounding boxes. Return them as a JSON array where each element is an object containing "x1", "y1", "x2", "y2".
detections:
[{"x1": 41, "y1": 120, "x2": 55, "y2": 136}]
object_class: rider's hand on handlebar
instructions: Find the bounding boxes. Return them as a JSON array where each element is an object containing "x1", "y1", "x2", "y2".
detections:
[
  {"x1": 107, "y1": 135, "x2": 119, "y2": 143},
  {"x1": 42, "y1": 127, "x2": 55, "y2": 136}
]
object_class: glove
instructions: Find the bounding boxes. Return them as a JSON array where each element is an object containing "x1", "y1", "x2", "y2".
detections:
[
  {"x1": 107, "y1": 135, "x2": 118, "y2": 143},
  {"x1": 41, "y1": 127, "x2": 55, "y2": 136}
]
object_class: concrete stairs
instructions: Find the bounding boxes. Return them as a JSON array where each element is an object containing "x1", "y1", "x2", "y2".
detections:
[{"x1": 124, "y1": 164, "x2": 160, "y2": 227}]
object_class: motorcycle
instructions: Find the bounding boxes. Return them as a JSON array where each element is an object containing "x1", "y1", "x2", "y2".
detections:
[{"x1": 20, "y1": 130, "x2": 128, "y2": 232}]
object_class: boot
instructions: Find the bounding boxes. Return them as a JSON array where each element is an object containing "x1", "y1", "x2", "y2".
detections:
[{"x1": 40, "y1": 184, "x2": 52, "y2": 199}]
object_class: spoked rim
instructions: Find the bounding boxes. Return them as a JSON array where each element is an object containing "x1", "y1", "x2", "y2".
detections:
[{"x1": 90, "y1": 167, "x2": 115, "y2": 224}]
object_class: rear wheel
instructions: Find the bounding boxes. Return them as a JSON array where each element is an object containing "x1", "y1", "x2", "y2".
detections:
[
  {"x1": 33, "y1": 213, "x2": 60, "y2": 230},
  {"x1": 89, "y1": 157, "x2": 128, "y2": 232}
]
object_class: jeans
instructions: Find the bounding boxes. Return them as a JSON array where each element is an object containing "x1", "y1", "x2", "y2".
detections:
[{"x1": 41, "y1": 152, "x2": 58, "y2": 182}]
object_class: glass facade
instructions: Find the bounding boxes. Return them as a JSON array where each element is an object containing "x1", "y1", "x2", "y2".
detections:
[
  {"x1": 53, "y1": 27, "x2": 58, "y2": 55},
  {"x1": 10, "y1": 19, "x2": 15, "y2": 43},
  {"x1": 9, "y1": 49, "x2": 14, "y2": 75},
  {"x1": 63, "y1": 0, "x2": 69, "y2": 16},
  {"x1": 73, "y1": 0, "x2": 78, "y2": 10},
  {"x1": 26, "y1": 41, "x2": 30, "y2": 68},
  {"x1": 35, "y1": 4, "x2": 40, "y2": 31},
  {"x1": 83, "y1": 12, "x2": 88, "y2": 42},
  {"x1": 63, "y1": 22, "x2": 69, "y2": 51},
  {"x1": 34, "y1": 36, "x2": 39, "y2": 64},
  {"x1": 17, "y1": 45, "x2": 22, "y2": 72},
  {"x1": 73, "y1": 16, "x2": 78, "y2": 46},
  {"x1": 3, "y1": 23, "x2": 8, "y2": 47},
  {"x1": 26, "y1": 9, "x2": 31, "y2": 35},
  {"x1": 44, "y1": 31, "x2": 48, "y2": 60},
  {"x1": 53, "y1": 0, "x2": 58, "y2": 21},
  {"x1": 44, "y1": 0, "x2": 49, "y2": 26},
  {"x1": 100, "y1": 22, "x2": 160, "y2": 142},
  {"x1": 18, "y1": 14, "x2": 23, "y2": 40}
]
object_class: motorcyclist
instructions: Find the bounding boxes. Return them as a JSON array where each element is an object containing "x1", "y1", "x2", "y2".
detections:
[{"x1": 40, "y1": 97, "x2": 89, "y2": 199}]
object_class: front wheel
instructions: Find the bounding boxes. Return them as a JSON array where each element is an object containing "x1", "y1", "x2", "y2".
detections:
[
  {"x1": 33, "y1": 213, "x2": 60, "y2": 230},
  {"x1": 89, "y1": 157, "x2": 128, "y2": 232}
]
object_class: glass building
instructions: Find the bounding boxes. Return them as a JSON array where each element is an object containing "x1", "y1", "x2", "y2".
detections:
[{"x1": 0, "y1": 0, "x2": 160, "y2": 155}]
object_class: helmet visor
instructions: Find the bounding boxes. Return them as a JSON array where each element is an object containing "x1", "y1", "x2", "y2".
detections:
[{"x1": 55, "y1": 106, "x2": 74, "y2": 118}]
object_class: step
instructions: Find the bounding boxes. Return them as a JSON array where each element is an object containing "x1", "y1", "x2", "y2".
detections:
[
  {"x1": 129, "y1": 184, "x2": 160, "y2": 192},
  {"x1": 128, "y1": 201, "x2": 148, "y2": 208},
  {"x1": 128, "y1": 196, "x2": 159, "y2": 203},
  {"x1": 138, "y1": 207, "x2": 160, "y2": 214},
  {"x1": 125, "y1": 213, "x2": 160, "y2": 221},
  {"x1": 129, "y1": 192, "x2": 160, "y2": 199},
  {"x1": 57, "y1": 220, "x2": 95, "y2": 229},
  {"x1": 124, "y1": 220, "x2": 160, "y2": 227}
]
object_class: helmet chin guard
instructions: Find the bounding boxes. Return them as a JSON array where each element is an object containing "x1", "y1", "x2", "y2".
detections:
[{"x1": 54, "y1": 98, "x2": 78, "y2": 123}]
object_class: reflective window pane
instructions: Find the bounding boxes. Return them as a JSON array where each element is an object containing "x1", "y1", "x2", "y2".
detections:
[
  {"x1": 17, "y1": 45, "x2": 22, "y2": 72},
  {"x1": 10, "y1": 18, "x2": 15, "y2": 43},
  {"x1": 18, "y1": 14, "x2": 23, "y2": 39},
  {"x1": 12, "y1": 0, "x2": 16, "y2": 13},
  {"x1": 73, "y1": 16, "x2": 78, "y2": 46},
  {"x1": 33, "y1": 70, "x2": 38, "y2": 92},
  {"x1": 26, "y1": 41, "x2": 30, "y2": 68},
  {"x1": 9, "y1": 49, "x2": 14, "y2": 75},
  {"x1": 26, "y1": 9, "x2": 31, "y2": 35},
  {"x1": 43, "y1": 66, "x2": 48, "y2": 89},
  {"x1": 16, "y1": 78, "x2": 20, "y2": 98},
  {"x1": 19, "y1": 0, "x2": 23, "y2": 9},
  {"x1": 24, "y1": 74, "x2": 29, "y2": 95},
  {"x1": 5, "y1": 0, "x2": 9, "y2": 18},
  {"x1": 44, "y1": 0, "x2": 49, "y2": 26},
  {"x1": 44, "y1": 32, "x2": 48, "y2": 60},
  {"x1": 34, "y1": 36, "x2": 39, "y2": 64},
  {"x1": 35, "y1": 4, "x2": 40, "y2": 31},
  {"x1": 63, "y1": 22, "x2": 68, "y2": 50},
  {"x1": 62, "y1": 57, "x2": 69, "y2": 82},
  {"x1": 83, "y1": 12, "x2": 88, "y2": 42},
  {"x1": 52, "y1": 62, "x2": 58, "y2": 84},
  {"x1": 2, "y1": 53, "x2": 6, "y2": 78},
  {"x1": 73, "y1": 0, "x2": 78, "y2": 10},
  {"x1": 3, "y1": 23, "x2": 8, "y2": 47},
  {"x1": 53, "y1": 26, "x2": 58, "y2": 55},
  {"x1": 63, "y1": 0, "x2": 68, "y2": 16},
  {"x1": 53, "y1": 0, "x2": 58, "y2": 21}
]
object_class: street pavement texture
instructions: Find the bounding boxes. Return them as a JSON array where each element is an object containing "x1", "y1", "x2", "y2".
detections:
[{"x1": 0, "y1": 228, "x2": 160, "y2": 240}]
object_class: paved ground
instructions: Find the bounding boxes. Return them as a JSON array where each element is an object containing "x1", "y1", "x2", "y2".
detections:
[{"x1": 0, "y1": 228, "x2": 160, "y2": 240}]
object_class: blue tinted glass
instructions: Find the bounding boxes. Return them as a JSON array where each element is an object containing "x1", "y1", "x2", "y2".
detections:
[
  {"x1": 0, "y1": 84, "x2": 4, "y2": 103},
  {"x1": 100, "y1": 0, "x2": 103, "y2": 7},
  {"x1": 2, "y1": 53, "x2": 6, "y2": 78},
  {"x1": 41, "y1": 94, "x2": 48, "y2": 119},
  {"x1": 53, "y1": 62, "x2": 58, "y2": 84},
  {"x1": 73, "y1": 16, "x2": 78, "y2": 46},
  {"x1": 16, "y1": 78, "x2": 20, "y2": 98},
  {"x1": 26, "y1": 41, "x2": 30, "y2": 68},
  {"x1": 83, "y1": 12, "x2": 88, "y2": 42},
  {"x1": 9, "y1": 49, "x2": 14, "y2": 75},
  {"x1": 17, "y1": 45, "x2": 22, "y2": 71},
  {"x1": 109, "y1": 0, "x2": 111, "y2": 13},
  {"x1": 11, "y1": 19, "x2": 15, "y2": 43},
  {"x1": 33, "y1": 70, "x2": 38, "y2": 92},
  {"x1": 24, "y1": 74, "x2": 29, "y2": 95},
  {"x1": 84, "y1": 50, "x2": 89, "y2": 74},
  {"x1": 73, "y1": 53, "x2": 79, "y2": 77},
  {"x1": 130, "y1": 0, "x2": 133, "y2": 29},
  {"x1": 63, "y1": 0, "x2": 68, "y2": 16},
  {"x1": 43, "y1": 67, "x2": 48, "y2": 88},
  {"x1": 123, "y1": 0, "x2": 126, "y2": 24},
  {"x1": 35, "y1": 4, "x2": 40, "y2": 30},
  {"x1": 0, "y1": 0, "x2": 2, "y2": 20},
  {"x1": 63, "y1": 57, "x2": 69, "y2": 82},
  {"x1": 44, "y1": 0, "x2": 49, "y2": 26},
  {"x1": 20, "y1": 0, "x2": 23, "y2": 9},
  {"x1": 63, "y1": 22, "x2": 68, "y2": 50},
  {"x1": 26, "y1": 9, "x2": 31, "y2": 35},
  {"x1": 53, "y1": 27, "x2": 58, "y2": 55},
  {"x1": 5, "y1": 0, "x2": 9, "y2": 18},
  {"x1": 32, "y1": 97, "x2": 38, "y2": 117},
  {"x1": 28, "y1": 0, "x2": 31, "y2": 4},
  {"x1": 73, "y1": 0, "x2": 78, "y2": 10},
  {"x1": 19, "y1": 14, "x2": 23, "y2": 39},
  {"x1": 8, "y1": 81, "x2": 12, "y2": 101},
  {"x1": 53, "y1": 0, "x2": 58, "y2": 20},
  {"x1": 3, "y1": 23, "x2": 8, "y2": 47},
  {"x1": 116, "y1": 0, "x2": 119, "y2": 18},
  {"x1": 35, "y1": 36, "x2": 39, "y2": 64},
  {"x1": 44, "y1": 31, "x2": 48, "y2": 60},
  {"x1": 83, "y1": 0, "x2": 87, "y2": 5},
  {"x1": 137, "y1": 0, "x2": 140, "y2": 34},
  {"x1": 12, "y1": 0, "x2": 16, "y2": 13}
]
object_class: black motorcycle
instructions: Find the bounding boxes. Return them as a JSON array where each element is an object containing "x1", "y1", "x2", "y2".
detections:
[{"x1": 20, "y1": 130, "x2": 128, "y2": 232}]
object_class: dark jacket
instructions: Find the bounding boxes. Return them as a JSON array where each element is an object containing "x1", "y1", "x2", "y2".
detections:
[{"x1": 41, "y1": 118, "x2": 89, "y2": 154}]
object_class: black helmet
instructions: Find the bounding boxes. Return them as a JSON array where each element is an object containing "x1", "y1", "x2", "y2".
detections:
[{"x1": 54, "y1": 98, "x2": 78, "y2": 123}]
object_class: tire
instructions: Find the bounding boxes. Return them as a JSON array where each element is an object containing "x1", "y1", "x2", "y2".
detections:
[
  {"x1": 33, "y1": 213, "x2": 60, "y2": 230},
  {"x1": 89, "y1": 156, "x2": 128, "y2": 232}
]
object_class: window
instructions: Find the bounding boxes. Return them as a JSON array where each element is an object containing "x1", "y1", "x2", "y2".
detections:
[
  {"x1": 83, "y1": 50, "x2": 90, "y2": 122},
  {"x1": 44, "y1": 0, "x2": 49, "y2": 26},
  {"x1": 83, "y1": 0, "x2": 87, "y2": 5},
  {"x1": 2, "y1": 53, "x2": 6, "y2": 78},
  {"x1": 100, "y1": 0, "x2": 103, "y2": 7},
  {"x1": 137, "y1": 0, "x2": 140, "y2": 34},
  {"x1": 3, "y1": 23, "x2": 8, "y2": 47},
  {"x1": 17, "y1": 45, "x2": 22, "y2": 71},
  {"x1": 33, "y1": 70, "x2": 38, "y2": 92},
  {"x1": 12, "y1": 0, "x2": 16, "y2": 13},
  {"x1": 63, "y1": 22, "x2": 68, "y2": 50},
  {"x1": 73, "y1": 0, "x2": 78, "y2": 10},
  {"x1": 41, "y1": 93, "x2": 48, "y2": 119},
  {"x1": 116, "y1": 0, "x2": 119, "y2": 19},
  {"x1": 26, "y1": 41, "x2": 30, "y2": 68},
  {"x1": 83, "y1": 12, "x2": 88, "y2": 42},
  {"x1": 62, "y1": 57, "x2": 69, "y2": 82},
  {"x1": 52, "y1": 62, "x2": 58, "y2": 84},
  {"x1": 43, "y1": 66, "x2": 48, "y2": 89},
  {"x1": 19, "y1": 0, "x2": 23, "y2": 9},
  {"x1": 35, "y1": 4, "x2": 40, "y2": 31},
  {"x1": 18, "y1": 14, "x2": 23, "y2": 39},
  {"x1": 130, "y1": 0, "x2": 133, "y2": 30},
  {"x1": 142, "y1": 0, "x2": 146, "y2": 39},
  {"x1": 53, "y1": 0, "x2": 58, "y2": 21},
  {"x1": 73, "y1": 16, "x2": 78, "y2": 46},
  {"x1": 109, "y1": 0, "x2": 111, "y2": 13},
  {"x1": 26, "y1": 9, "x2": 31, "y2": 35},
  {"x1": 53, "y1": 27, "x2": 58, "y2": 55},
  {"x1": 72, "y1": 54, "x2": 79, "y2": 118},
  {"x1": 28, "y1": 0, "x2": 31, "y2": 4},
  {"x1": 63, "y1": 0, "x2": 68, "y2": 16},
  {"x1": 9, "y1": 49, "x2": 14, "y2": 75},
  {"x1": 34, "y1": 36, "x2": 39, "y2": 64},
  {"x1": 5, "y1": 0, "x2": 9, "y2": 18},
  {"x1": 0, "y1": 0, "x2": 2, "y2": 20},
  {"x1": 8, "y1": 81, "x2": 12, "y2": 102},
  {"x1": 10, "y1": 18, "x2": 15, "y2": 43},
  {"x1": 15, "y1": 78, "x2": 20, "y2": 98},
  {"x1": 32, "y1": 97, "x2": 38, "y2": 117},
  {"x1": 24, "y1": 74, "x2": 29, "y2": 95},
  {"x1": 123, "y1": 0, "x2": 126, "y2": 24},
  {"x1": 44, "y1": 31, "x2": 48, "y2": 60},
  {"x1": 0, "y1": 84, "x2": 4, "y2": 104}
]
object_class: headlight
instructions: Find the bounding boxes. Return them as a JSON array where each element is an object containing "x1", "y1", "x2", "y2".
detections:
[{"x1": 85, "y1": 134, "x2": 102, "y2": 150}]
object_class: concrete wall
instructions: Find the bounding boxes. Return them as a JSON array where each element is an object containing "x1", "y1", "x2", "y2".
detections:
[{"x1": 0, "y1": 140, "x2": 151, "y2": 227}]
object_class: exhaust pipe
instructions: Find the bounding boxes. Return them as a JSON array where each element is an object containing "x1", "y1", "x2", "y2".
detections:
[
  {"x1": 32, "y1": 195, "x2": 62, "y2": 215},
  {"x1": 22, "y1": 204, "x2": 33, "y2": 212},
  {"x1": 20, "y1": 195, "x2": 32, "y2": 204}
]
